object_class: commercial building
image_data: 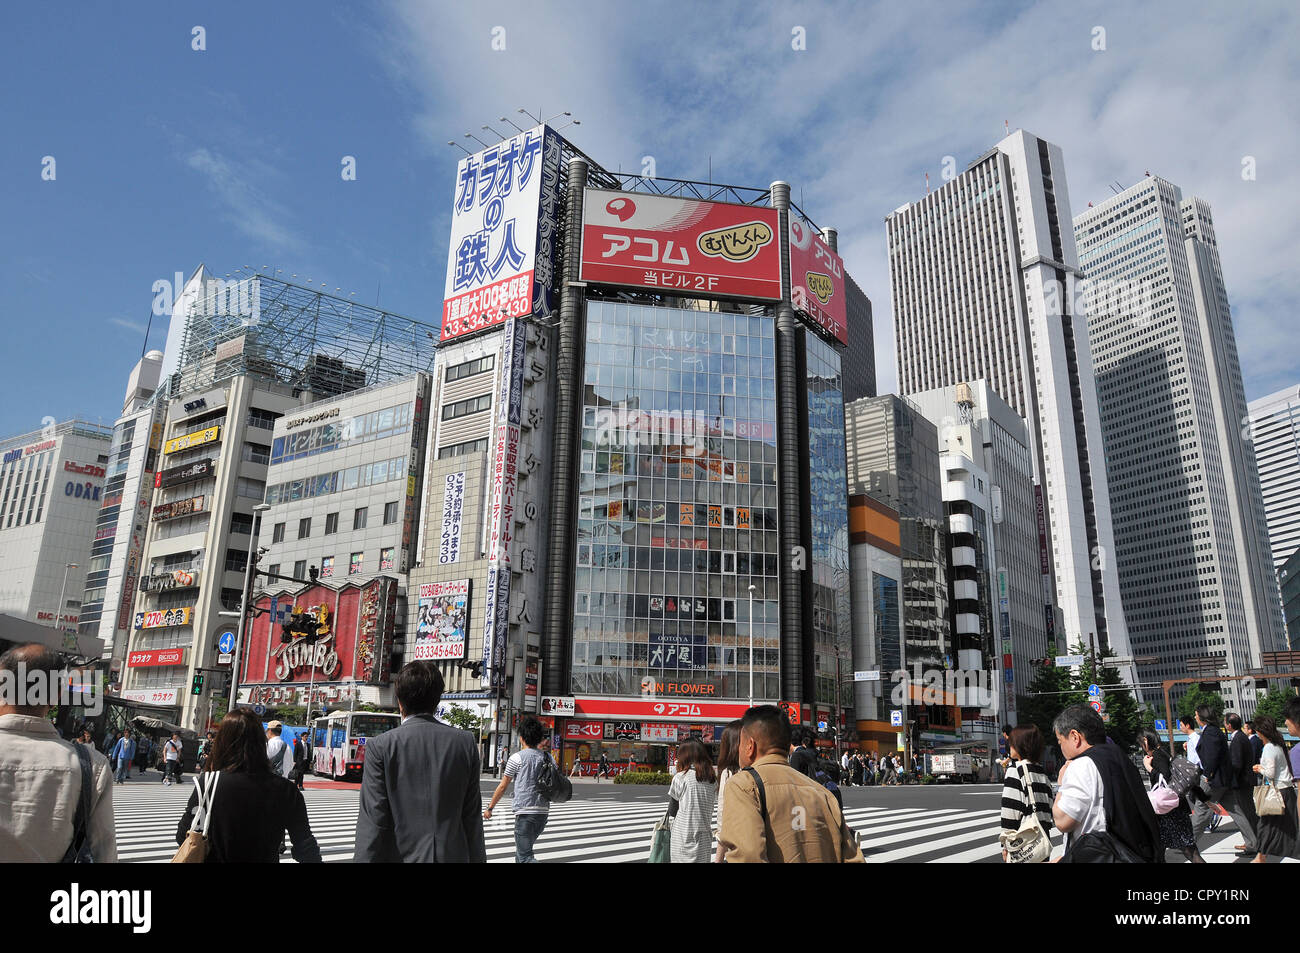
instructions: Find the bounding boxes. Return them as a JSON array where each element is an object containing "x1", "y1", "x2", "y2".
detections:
[
  {"x1": 1247, "y1": 385, "x2": 1300, "y2": 572},
  {"x1": 122, "y1": 268, "x2": 437, "y2": 728},
  {"x1": 77, "y1": 350, "x2": 166, "y2": 686},
  {"x1": 909, "y1": 380, "x2": 1044, "y2": 723},
  {"x1": 237, "y1": 372, "x2": 432, "y2": 712},
  {"x1": 0, "y1": 419, "x2": 113, "y2": 636},
  {"x1": 886, "y1": 130, "x2": 1133, "y2": 677},
  {"x1": 847, "y1": 492, "x2": 903, "y2": 750},
  {"x1": 1075, "y1": 178, "x2": 1285, "y2": 708},
  {"x1": 1280, "y1": 548, "x2": 1300, "y2": 646},
  {"x1": 416, "y1": 123, "x2": 867, "y2": 770}
]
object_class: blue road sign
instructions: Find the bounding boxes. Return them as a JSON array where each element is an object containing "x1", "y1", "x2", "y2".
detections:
[
  {"x1": 1154, "y1": 720, "x2": 1167, "y2": 731},
  {"x1": 252, "y1": 704, "x2": 265, "y2": 716},
  {"x1": 890, "y1": 710, "x2": 903, "y2": 727},
  {"x1": 1087, "y1": 684, "x2": 1101, "y2": 697},
  {"x1": 817, "y1": 720, "x2": 828, "y2": 732},
  {"x1": 218, "y1": 631, "x2": 236, "y2": 655}
]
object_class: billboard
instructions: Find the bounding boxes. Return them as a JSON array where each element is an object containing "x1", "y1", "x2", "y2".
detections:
[
  {"x1": 155, "y1": 458, "x2": 213, "y2": 489},
  {"x1": 164, "y1": 425, "x2": 220, "y2": 455},
  {"x1": 134, "y1": 607, "x2": 193, "y2": 629},
  {"x1": 438, "y1": 471, "x2": 465, "y2": 564},
  {"x1": 788, "y1": 216, "x2": 847, "y2": 346},
  {"x1": 580, "y1": 189, "x2": 782, "y2": 301},
  {"x1": 151, "y1": 496, "x2": 205, "y2": 522},
  {"x1": 441, "y1": 124, "x2": 562, "y2": 342},
  {"x1": 127, "y1": 648, "x2": 186, "y2": 668},
  {"x1": 414, "y1": 579, "x2": 471, "y2": 661}
]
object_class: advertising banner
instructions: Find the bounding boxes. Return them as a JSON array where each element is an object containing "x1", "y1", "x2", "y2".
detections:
[
  {"x1": 127, "y1": 648, "x2": 186, "y2": 668},
  {"x1": 151, "y1": 496, "x2": 205, "y2": 522},
  {"x1": 414, "y1": 579, "x2": 471, "y2": 661},
  {"x1": 563, "y1": 720, "x2": 604, "y2": 741},
  {"x1": 540, "y1": 696, "x2": 575, "y2": 716},
  {"x1": 155, "y1": 458, "x2": 213, "y2": 489},
  {"x1": 122, "y1": 688, "x2": 179, "y2": 706},
  {"x1": 438, "y1": 471, "x2": 466, "y2": 564},
  {"x1": 133, "y1": 607, "x2": 193, "y2": 630},
  {"x1": 640, "y1": 722, "x2": 678, "y2": 743},
  {"x1": 441, "y1": 124, "x2": 562, "y2": 342},
  {"x1": 580, "y1": 189, "x2": 782, "y2": 301},
  {"x1": 163, "y1": 425, "x2": 221, "y2": 455},
  {"x1": 573, "y1": 698, "x2": 752, "y2": 722},
  {"x1": 788, "y1": 216, "x2": 847, "y2": 346}
]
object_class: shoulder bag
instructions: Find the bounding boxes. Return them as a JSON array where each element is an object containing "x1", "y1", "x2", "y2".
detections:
[
  {"x1": 60, "y1": 743, "x2": 96, "y2": 863},
  {"x1": 171, "y1": 771, "x2": 221, "y2": 863},
  {"x1": 1254, "y1": 778, "x2": 1285, "y2": 817},
  {"x1": 998, "y1": 761, "x2": 1051, "y2": 863}
]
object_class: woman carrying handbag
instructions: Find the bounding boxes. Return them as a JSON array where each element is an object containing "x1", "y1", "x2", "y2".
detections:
[
  {"x1": 174, "y1": 709, "x2": 322, "y2": 863},
  {"x1": 998, "y1": 725, "x2": 1054, "y2": 863},
  {"x1": 1140, "y1": 729, "x2": 1204, "y2": 863},
  {"x1": 1249, "y1": 716, "x2": 1296, "y2": 863}
]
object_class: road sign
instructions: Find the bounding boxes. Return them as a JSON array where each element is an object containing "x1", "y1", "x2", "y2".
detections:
[
  {"x1": 252, "y1": 704, "x2": 265, "y2": 716},
  {"x1": 1088, "y1": 684, "x2": 1101, "y2": 697},
  {"x1": 217, "y1": 653, "x2": 233, "y2": 665},
  {"x1": 890, "y1": 709, "x2": 903, "y2": 727},
  {"x1": 1089, "y1": 700, "x2": 1102, "y2": 712},
  {"x1": 1056, "y1": 654, "x2": 1086, "y2": 667},
  {"x1": 1154, "y1": 720, "x2": 1167, "y2": 731},
  {"x1": 853, "y1": 670, "x2": 881, "y2": 682},
  {"x1": 817, "y1": 720, "x2": 828, "y2": 732},
  {"x1": 217, "y1": 631, "x2": 236, "y2": 655}
]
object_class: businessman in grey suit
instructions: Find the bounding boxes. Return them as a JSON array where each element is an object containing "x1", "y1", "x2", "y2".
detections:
[{"x1": 354, "y1": 661, "x2": 487, "y2": 862}]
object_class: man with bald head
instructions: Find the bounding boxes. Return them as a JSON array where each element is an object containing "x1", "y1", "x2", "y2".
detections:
[
  {"x1": 717, "y1": 705, "x2": 863, "y2": 863},
  {"x1": 0, "y1": 642, "x2": 117, "y2": 861}
]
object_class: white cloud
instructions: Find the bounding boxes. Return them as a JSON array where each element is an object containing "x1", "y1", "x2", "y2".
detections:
[{"x1": 183, "y1": 146, "x2": 305, "y2": 253}]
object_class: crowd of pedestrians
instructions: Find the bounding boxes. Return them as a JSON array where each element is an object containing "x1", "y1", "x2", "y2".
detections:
[{"x1": 4, "y1": 639, "x2": 1300, "y2": 866}]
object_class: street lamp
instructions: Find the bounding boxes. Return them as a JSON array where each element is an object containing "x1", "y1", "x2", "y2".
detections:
[
  {"x1": 228, "y1": 503, "x2": 271, "y2": 713},
  {"x1": 476, "y1": 702, "x2": 488, "y2": 764},
  {"x1": 53, "y1": 563, "x2": 78, "y2": 637},
  {"x1": 747, "y1": 584, "x2": 757, "y2": 709}
]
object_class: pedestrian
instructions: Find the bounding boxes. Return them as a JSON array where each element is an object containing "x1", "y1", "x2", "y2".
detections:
[
  {"x1": 353, "y1": 661, "x2": 485, "y2": 862},
  {"x1": 197, "y1": 730, "x2": 215, "y2": 773},
  {"x1": 0, "y1": 644, "x2": 117, "y2": 862},
  {"x1": 1219, "y1": 712, "x2": 1260, "y2": 856},
  {"x1": 1284, "y1": 697, "x2": 1300, "y2": 791},
  {"x1": 161, "y1": 731, "x2": 184, "y2": 785},
  {"x1": 717, "y1": 705, "x2": 863, "y2": 863},
  {"x1": 1140, "y1": 729, "x2": 1204, "y2": 863},
  {"x1": 1244, "y1": 721, "x2": 1265, "y2": 783},
  {"x1": 841, "y1": 749, "x2": 852, "y2": 785},
  {"x1": 110, "y1": 728, "x2": 136, "y2": 784},
  {"x1": 291, "y1": 731, "x2": 308, "y2": 790},
  {"x1": 789, "y1": 726, "x2": 818, "y2": 779},
  {"x1": 134, "y1": 733, "x2": 150, "y2": 775},
  {"x1": 597, "y1": 751, "x2": 611, "y2": 781},
  {"x1": 175, "y1": 708, "x2": 322, "y2": 863},
  {"x1": 999, "y1": 724, "x2": 1054, "y2": 863},
  {"x1": 265, "y1": 721, "x2": 293, "y2": 780},
  {"x1": 484, "y1": 715, "x2": 552, "y2": 863},
  {"x1": 667, "y1": 736, "x2": 718, "y2": 863},
  {"x1": 714, "y1": 719, "x2": 742, "y2": 863},
  {"x1": 1248, "y1": 715, "x2": 1296, "y2": 863},
  {"x1": 1053, "y1": 704, "x2": 1161, "y2": 862},
  {"x1": 1178, "y1": 713, "x2": 1217, "y2": 838}
]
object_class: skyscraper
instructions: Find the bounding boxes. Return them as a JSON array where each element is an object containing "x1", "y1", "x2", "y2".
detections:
[
  {"x1": 1247, "y1": 384, "x2": 1300, "y2": 572},
  {"x1": 886, "y1": 130, "x2": 1131, "y2": 671},
  {"x1": 1074, "y1": 176, "x2": 1285, "y2": 709}
]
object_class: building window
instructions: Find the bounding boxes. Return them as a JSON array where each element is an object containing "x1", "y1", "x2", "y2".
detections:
[
  {"x1": 271, "y1": 522, "x2": 285, "y2": 544},
  {"x1": 321, "y1": 555, "x2": 334, "y2": 578},
  {"x1": 247, "y1": 408, "x2": 280, "y2": 430},
  {"x1": 444, "y1": 354, "x2": 495, "y2": 383},
  {"x1": 383, "y1": 501, "x2": 399, "y2": 525},
  {"x1": 325, "y1": 512, "x2": 338, "y2": 535},
  {"x1": 438, "y1": 438, "x2": 490, "y2": 459},
  {"x1": 298, "y1": 517, "x2": 311, "y2": 539},
  {"x1": 380, "y1": 547, "x2": 395, "y2": 570},
  {"x1": 268, "y1": 564, "x2": 280, "y2": 578},
  {"x1": 224, "y1": 549, "x2": 249, "y2": 573},
  {"x1": 230, "y1": 513, "x2": 253, "y2": 535},
  {"x1": 349, "y1": 552, "x2": 364, "y2": 575},
  {"x1": 441, "y1": 394, "x2": 493, "y2": 421},
  {"x1": 293, "y1": 560, "x2": 307, "y2": 580},
  {"x1": 353, "y1": 507, "x2": 367, "y2": 530}
]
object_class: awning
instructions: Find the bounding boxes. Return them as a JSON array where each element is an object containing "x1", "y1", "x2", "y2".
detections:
[
  {"x1": 0, "y1": 613, "x2": 105, "y2": 659},
  {"x1": 130, "y1": 715, "x2": 196, "y2": 737}
]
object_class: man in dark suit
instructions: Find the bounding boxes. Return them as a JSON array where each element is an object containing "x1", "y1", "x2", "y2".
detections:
[
  {"x1": 354, "y1": 661, "x2": 486, "y2": 862},
  {"x1": 1222, "y1": 712, "x2": 1259, "y2": 854}
]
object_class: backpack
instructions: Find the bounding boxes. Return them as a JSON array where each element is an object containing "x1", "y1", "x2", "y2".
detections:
[
  {"x1": 534, "y1": 752, "x2": 573, "y2": 804},
  {"x1": 1167, "y1": 755, "x2": 1201, "y2": 799}
]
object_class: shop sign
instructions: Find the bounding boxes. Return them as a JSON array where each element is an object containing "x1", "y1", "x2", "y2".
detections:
[
  {"x1": 152, "y1": 496, "x2": 205, "y2": 521},
  {"x1": 127, "y1": 648, "x2": 186, "y2": 668},
  {"x1": 563, "y1": 720, "x2": 604, "y2": 740},
  {"x1": 640, "y1": 722, "x2": 678, "y2": 743},
  {"x1": 134, "y1": 607, "x2": 193, "y2": 630},
  {"x1": 787, "y1": 216, "x2": 847, "y2": 346},
  {"x1": 573, "y1": 698, "x2": 751, "y2": 722},
  {"x1": 164, "y1": 425, "x2": 221, "y2": 455},
  {"x1": 414, "y1": 579, "x2": 470, "y2": 661},
  {"x1": 540, "y1": 696, "x2": 575, "y2": 716},
  {"x1": 605, "y1": 721, "x2": 641, "y2": 740},
  {"x1": 155, "y1": 458, "x2": 213, "y2": 489},
  {"x1": 122, "y1": 688, "x2": 179, "y2": 706}
]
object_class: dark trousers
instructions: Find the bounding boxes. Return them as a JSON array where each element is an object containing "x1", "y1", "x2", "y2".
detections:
[
  {"x1": 164, "y1": 761, "x2": 182, "y2": 783},
  {"x1": 514, "y1": 813, "x2": 548, "y2": 863},
  {"x1": 1216, "y1": 786, "x2": 1259, "y2": 851}
]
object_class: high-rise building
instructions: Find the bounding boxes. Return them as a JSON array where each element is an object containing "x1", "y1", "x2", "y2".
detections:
[
  {"x1": 909, "y1": 380, "x2": 1043, "y2": 726},
  {"x1": 886, "y1": 129, "x2": 1132, "y2": 675},
  {"x1": 1075, "y1": 177, "x2": 1285, "y2": 708},
  {"x1": 0, "y1": 420, "x2": 113, "y2": 635},
  {"x1": 847, "y1": 491, "x2": 902, "y2": 748},
  {"x1": 1247, "y1": 384, "x2": 1300, "y2": 572},
  {"x1": 1280, "y1": 548, "x2": 1300, "y2": 646}
]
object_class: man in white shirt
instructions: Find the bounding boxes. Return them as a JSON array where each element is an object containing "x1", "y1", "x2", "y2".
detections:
[
  {"x1": 266, "y1": 721, "x2": 294, "y2": 779},
  {"x1": 1052, "y1": 707, "x2": 1108, "y2": 847},
  {"x1": 1180, "y1": 714, "x2": 1215, "y2": 839}
]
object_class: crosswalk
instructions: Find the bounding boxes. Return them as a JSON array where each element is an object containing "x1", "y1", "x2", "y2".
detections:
[{"x1": 109, "y1": 778, "x2": 1276, "y2": 863}]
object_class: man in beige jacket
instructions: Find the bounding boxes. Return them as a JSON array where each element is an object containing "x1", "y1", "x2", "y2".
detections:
[
  {"x1": 0, "y1": 643, "x2": 117, "y2": 862},
  {"x1": 718, "y1": 705, "x2": 864, "y2": 863}
]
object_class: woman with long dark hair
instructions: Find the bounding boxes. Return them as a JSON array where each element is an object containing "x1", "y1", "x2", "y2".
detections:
[
  {"x1": 668, "y1": 736, "x2": 718, "y2": 863},
  {"x1": 175, "y1": 708, "x2": 322, "y2": 863},
  {"x1": 1250, "y1": 716, "x2": 1296, "y2": 863},
  {"x1": 1140, "y1": 728, "x2": 1203, "y2": 863},
  {"x1": 714, "y1": 720, "x2": 742, "y2": 862}
]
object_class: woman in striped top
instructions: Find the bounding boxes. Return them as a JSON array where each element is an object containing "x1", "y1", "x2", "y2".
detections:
[{"x1": 999, "y1": 725, "x2": 1054, "y2": 861}]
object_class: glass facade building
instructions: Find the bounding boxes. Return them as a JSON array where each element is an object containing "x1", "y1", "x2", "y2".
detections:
[{"x1": 571, "y1": 300, "x2": 783, "y2": 701}]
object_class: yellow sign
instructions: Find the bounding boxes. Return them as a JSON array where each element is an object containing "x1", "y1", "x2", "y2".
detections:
[
  {"x1": 697, "y1": 221, "x2": 773, "y2": 263},
  {"x1": 805, "y1": 271, "x2": 834, "y2": 304},
  {"x1": 164, "y1": 425, "x2": 221, "y2": 455}
]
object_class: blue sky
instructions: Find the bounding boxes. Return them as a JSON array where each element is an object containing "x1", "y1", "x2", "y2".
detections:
[{"x1": 2, "y1": 0, "x2": 1296, "y2": 438}]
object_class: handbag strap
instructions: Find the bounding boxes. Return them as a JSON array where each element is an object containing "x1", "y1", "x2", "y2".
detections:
[
  {"x1": 189, "y1": 770, "x2": 221, "y2": 834},
  {"x1": 743, "y1": 766, "x2": 769, "y2": 825},
  {"x1": 68, "y1": 742, "x2": 94, "y2": 856}
]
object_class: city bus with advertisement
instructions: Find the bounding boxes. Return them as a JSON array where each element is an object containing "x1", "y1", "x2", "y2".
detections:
[{"x1": 310, "y1": 710, "x2": 400, "y2": 780}]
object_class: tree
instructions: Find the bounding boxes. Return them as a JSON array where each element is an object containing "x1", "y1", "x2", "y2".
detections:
[
  {"x1": 1253, "y1": 687, "x2": 1298, "y2": 726},
  {"x1": 1175, "y1": 684, "x2": 1224, "y2": 725},
  {"x1": 1017, "y1": 663, "x2": 1073, "y2": 751},
  {"x1": 442, "y1": 705, "x2": 482, "y2": 733},
  {"x1": 1071, "y1": 643, "x2": 1143, "y2": 751}
]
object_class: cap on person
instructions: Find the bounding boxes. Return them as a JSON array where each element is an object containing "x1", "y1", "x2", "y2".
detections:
[{"x1": 267, "y1": 720, "x2": 282, "y2": 730}]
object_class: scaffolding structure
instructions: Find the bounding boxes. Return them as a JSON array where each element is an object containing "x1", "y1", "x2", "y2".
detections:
[{"x1": 168, "y1": 273, "x2": 439, "y2": 401}]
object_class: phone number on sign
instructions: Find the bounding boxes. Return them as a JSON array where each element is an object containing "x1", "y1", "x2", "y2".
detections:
[{"x1": 412, "y1": 640, "x2": 465, "y2": 661}]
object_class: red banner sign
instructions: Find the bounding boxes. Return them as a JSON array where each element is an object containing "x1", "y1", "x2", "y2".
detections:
[
  {"x1": 127, "y1": 648, "x2": 186, "y2": 668},
  {"x1": 563, "y1": 720, "x2": 605, "y2": 741},
  {"x1": 788, "y1": 217, "x2": 847, "y2": 346},
  {"x1": 573, "y1": 697, "x2": 752, "y2": 722},
  {"x1": 580, "y1": 189, "x2": 782, "y2": 301}
]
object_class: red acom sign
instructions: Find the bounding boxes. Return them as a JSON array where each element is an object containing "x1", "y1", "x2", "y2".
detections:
[
  {"x1": 580, "y1": 190, "x2": 782, "y2": 302},
  {"x1": 788, "y1": 216, "x2": 847, "y2": 346}
]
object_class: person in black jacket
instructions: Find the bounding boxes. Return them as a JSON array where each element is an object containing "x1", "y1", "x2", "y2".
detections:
[
  {"x1": 176, "y1": 708, "x2": 322, "y2": 863},
  {"x1": 789, "y1": 727, "x2": 818, "y2": 779},
  {"x1": 1140, "y1": 729, "x2": 1204, "y2": 863},
  {"x1": 1221, "y1": 712, "x2": 1260, "y2": 855}
]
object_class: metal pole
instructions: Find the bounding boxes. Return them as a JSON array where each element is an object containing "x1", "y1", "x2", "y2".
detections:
[
  {"x1": 1163, "y1": 682, "x2": 1176, "y2": 758},
  {"x1": 748, "y1": 584, "x2": 756, "y2": 708},
  {"x1": 54, "y1": 563, "x2": 75, "y2": 633},
  {"x1": 228, "y1": 504, "x2": 269, "y2": 713}
]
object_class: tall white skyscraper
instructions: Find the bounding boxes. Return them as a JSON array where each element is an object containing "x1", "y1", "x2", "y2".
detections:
[
  {"x1": 1247, "y1": 385, "x2": 1300, "y2": 571},
  {"x1": 886, "y1": 130, "x2": 1132, "y2": 674},
  {"x1": 1075, "y1": 176, "x2": 1285, "y2": 710}
]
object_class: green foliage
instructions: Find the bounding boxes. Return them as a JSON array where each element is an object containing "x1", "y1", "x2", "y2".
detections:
[
  {"x1": 613, "y1": 771, "x2": 673, "y2": 785},
  {"x1": 1176, "y1": 684, "x2": 1224, "y2": 725},
  {"x1": 265, "y1": 705, "x2": 308, "y2": 725},
  {"x1": 1253, "y1": 687, "x2": 1298, "y2": 726},
  {"x1": 1017, "y1": 663, "x2": 1073, "y2": 746},
  {"x1": 1017, "y1": 641, "x2": 1147, "y2": 753},
  {"x1": 442, "y1": 706, "x2": 482, "y2": 732},
  {"x1": 920, "y1": 774, "x2": 936, "y2": 785}
]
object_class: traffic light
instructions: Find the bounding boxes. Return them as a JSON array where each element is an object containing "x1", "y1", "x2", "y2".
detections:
[{"x1": 191, "y1": 672, "x2": 205, "y2": 696}]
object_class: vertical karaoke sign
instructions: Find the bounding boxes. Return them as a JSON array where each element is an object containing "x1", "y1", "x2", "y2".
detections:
[{"x1": 482, "y1": 320, "x2": 527, "y2": 687}]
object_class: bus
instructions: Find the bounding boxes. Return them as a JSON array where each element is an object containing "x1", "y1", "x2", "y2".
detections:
[{"x1": 310, "y1": 710, "x2": 400, "y2": 781}]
